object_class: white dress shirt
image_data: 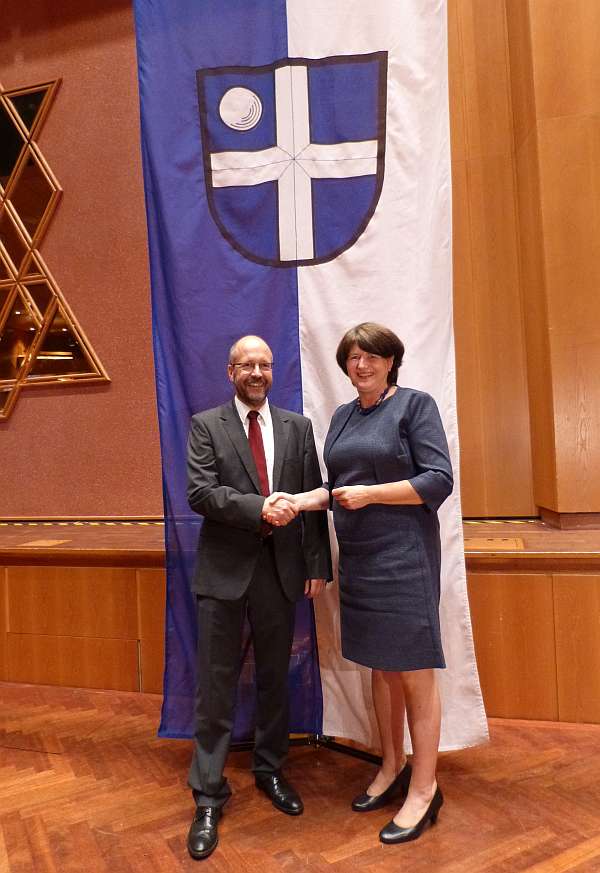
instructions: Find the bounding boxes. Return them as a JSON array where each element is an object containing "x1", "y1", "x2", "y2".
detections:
[{"x1": 233, "y1": 395, "x2": 275, "y2": 493}]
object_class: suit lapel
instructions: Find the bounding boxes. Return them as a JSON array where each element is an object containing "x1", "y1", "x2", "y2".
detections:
[
  {"x1": 220, "y1": 400, "x2": 262, "y2": 493},
  {"x1": 271, "y1": 406, "x2": 290, "y2": 492}
]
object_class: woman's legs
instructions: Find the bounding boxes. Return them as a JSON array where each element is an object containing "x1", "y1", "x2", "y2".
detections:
[
  {"x1": 393, "y1": 668, "x2": 441, "y2": 826},
  {"x1": 366, "y1": 669, "x2": 407, "y2": 795}
]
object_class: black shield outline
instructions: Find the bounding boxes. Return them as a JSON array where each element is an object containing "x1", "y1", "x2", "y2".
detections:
[{"x1": 196, "y1": 51, "x2": 388, "y2": 269}]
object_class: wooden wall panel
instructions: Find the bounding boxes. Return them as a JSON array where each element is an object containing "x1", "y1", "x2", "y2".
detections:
[
  {"x1": 513, "y1": 130, "x2": 557, "y2": 512},
  {"x1": 451, "y1": 0, "x2": 513, "y2": 159},
  {"x1": 0, "y1": 569, "x2": 6, "y2": 681},
  {"x1": 536, "y1": 115, "x2": 600, "y2": 512},
  {"x1": 505, "y1": 0, "x2": 559, "y2": 513},
  {"x1": 513, "y1": 1, "x2": 600, "y2": 517},
  {"x1": 137, "y1": 569, "x2": 166, "y2": 694},
  {"x1": 449, "y1": 0, "x2": 536, "y2": 517},
  {"x1": 7, "y1": 567, "x2": 138, "y2": 638},
  {"x1": 554, "y1": 574, "x2": 600, "y2": 723},
  {"x1": 451, "y1": 160, "x2": 486, "y2": 513},
  {"x1": 529, "y1": 0, "x2": 600, "y2": 121},
  {"x1": 504, "y1": 0, "x2": 536, "y2": 150},
  {"x1": 7, "y1": 634, "x2": 139, "y2": 692},
  {"x1": 537, "y1": 117, "x2": 600, "y2": 337},
  {"x1": 464, "y1": 155, "x2": 533, "y2": 513},
  {"x1": 467, "y1": 572, "x2": 558, "y2": 719}
]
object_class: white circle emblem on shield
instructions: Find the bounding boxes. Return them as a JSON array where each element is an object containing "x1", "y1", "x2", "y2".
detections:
[{"x1": 219, "y1": 87, "x2": 263, "y2": 131}]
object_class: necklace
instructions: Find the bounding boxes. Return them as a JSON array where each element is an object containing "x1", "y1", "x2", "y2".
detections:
[{"x1": 357, "y1": 384, "x2": 395, "y2": 415}]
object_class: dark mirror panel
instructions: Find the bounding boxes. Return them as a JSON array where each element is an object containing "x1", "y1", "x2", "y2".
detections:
[
  {"x1": 8, "y1": 150, "x2": 55, "y2": 240},
  {"x1": 20, "y1": 252, "x2": 42, "y2": 278},
  {"x1": 0, "y1": 206, "x2": 29, "y2": 270},
  {"x1": 28, "y1": 307, "x2": 97, "y2": 379},
  {"x1": 0, "y1": 288, "x2": 38, "y2": 381},
  {"x1": 0, "y1": 284, "x2": 13, "y2": 315},
  {"x1": 0, "y1": 102, "x2": 26, "y2": 192},
  {"x1": 8, "y1": 89, "x2": 47, "y2": 132},
  {"x1": 0, "y1": 387, "x2": 12, "y2": 415},
  {"x1": 0, "y1": 251, "x2": 12, "y2": 281},
  {"x1": 24, "y1": 281, "x2": 54, "y2": 319}
]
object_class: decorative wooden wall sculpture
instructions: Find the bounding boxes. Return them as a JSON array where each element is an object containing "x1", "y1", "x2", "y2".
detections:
[{"x1": 0, "y1": 80, "x2": 109, "y2": 420}]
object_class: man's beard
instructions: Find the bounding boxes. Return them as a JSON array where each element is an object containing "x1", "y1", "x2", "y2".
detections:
[{"x1": 237, "y1": 380, "x2": 269, "y2": 406}]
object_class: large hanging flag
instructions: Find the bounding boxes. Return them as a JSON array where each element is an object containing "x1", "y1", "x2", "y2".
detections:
[{"x1": 134, "y1": 0, "x2": 488, "y2": 750}]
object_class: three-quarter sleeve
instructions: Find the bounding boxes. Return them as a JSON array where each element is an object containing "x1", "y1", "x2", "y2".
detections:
[
  {"x1": 406, "y1": 392, "x2": 453, "y2": 512},
  {"x1": 321, "y1": 479, "x2": 334, "y2": 511}
]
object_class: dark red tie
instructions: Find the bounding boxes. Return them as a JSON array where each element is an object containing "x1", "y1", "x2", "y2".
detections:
[{"x1": 247, "y1": 410, "x2": 270, "y2": 497}]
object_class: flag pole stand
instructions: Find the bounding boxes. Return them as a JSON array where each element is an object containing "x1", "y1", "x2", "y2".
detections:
[{"x1": 232, "y1": 734, "x2": 381, "y2": 765}]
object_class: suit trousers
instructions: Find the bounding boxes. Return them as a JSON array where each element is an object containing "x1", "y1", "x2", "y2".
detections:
[{"x1": 188, "y1": 538, "x2": 296, "y2": 808}]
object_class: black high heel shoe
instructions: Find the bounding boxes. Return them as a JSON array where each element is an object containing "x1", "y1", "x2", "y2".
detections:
[
  {"x1": 379, "y1": 785, "x2": 443, "y2": 844},
  {"x1": 351, "y1": 762, "x2": 412, "y2": 812}
]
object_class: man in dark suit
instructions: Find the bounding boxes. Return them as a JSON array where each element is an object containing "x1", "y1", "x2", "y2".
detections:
[{"x1": 186, "y1": 335, "x2": 331, "y2": 860}]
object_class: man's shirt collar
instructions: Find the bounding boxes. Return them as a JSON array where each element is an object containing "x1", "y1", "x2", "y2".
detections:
[{"x1": 234, "y1": 395, "x2": 271, "y2": 426}]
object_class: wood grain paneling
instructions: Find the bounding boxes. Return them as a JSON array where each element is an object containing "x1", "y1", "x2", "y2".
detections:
[
  {"x1": 7, "y1": 633, "x2": 139, "y2": 691},
  {"x1": 0, "y1": 569, "x2": 6, "y2": 681},
  {"x1": 529, "y1": 0, "x2": 600, "y2": 120},
  {"x1": 467, "y1": 572, "x2": 557, "y2": 719},
  {"x1": 513, "y1": 131, "x2": 557, "y2": 511},
  {"x1": 451, "y1": 0, "x2": 513, "y2": 159},
  {"x1": 453, "y1": 152, "x2": 535, "y2": 516},
  {"x1": 451, "y1": 159, "x2": 486, "y2": 513},
  {"x1": 554, "y1": 335, "x2": 600, "y2": 513},
  {"x1": 449, "y1": 0, "x2": 536, "y2": 517},
  {"x1": 554, "y1": 574, "x2": 600, "y2": 723},
  {"x1": 536, "y1": 115, "x2": 600, "y2": 512},
  {"x1": 504, "y1": 0, "x2": 537, "y2": 151},
  {"x1": 538, "y1": 116, "x2": 600, "y2": 333},
  {"x1": 508, "y1": 0, "x2": 600, "y2": 518},
  {"x1": 137, "y1": 568, "x2": 166, "y2": 694},
  {"x1": 6, "y1": 683, "x2": 600, "y2": 872},
  {"x1": 7, "y1": 566, "x2": 138, "y2": 638}
]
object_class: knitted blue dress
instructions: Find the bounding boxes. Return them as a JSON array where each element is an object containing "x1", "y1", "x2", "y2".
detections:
[{"x1": 324, "y1": 388, "x2": 453, "y2": 671}]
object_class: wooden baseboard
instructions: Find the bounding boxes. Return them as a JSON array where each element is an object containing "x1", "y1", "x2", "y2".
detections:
[{"x1": 540, "y1": 508, "x2": 600, "y2": 530}]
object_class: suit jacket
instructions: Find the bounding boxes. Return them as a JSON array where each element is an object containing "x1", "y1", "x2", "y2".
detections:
[{"x1": 187, "y1": 399, "x2": 332, "y2": 601}]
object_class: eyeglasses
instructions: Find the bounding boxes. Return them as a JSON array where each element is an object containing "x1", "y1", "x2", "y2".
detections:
[
  {"x1": 231, "y1": 362, "x2": 274, "y2": 374},
  {"x1": 347, "y1": 353, "x2": 382, "y2": 364}
]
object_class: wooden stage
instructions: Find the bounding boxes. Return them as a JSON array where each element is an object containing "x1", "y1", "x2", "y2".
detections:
[
  {"x1": 1, "y1": 519, "x2": 600, "y2": 723},
  {"x1": 2, "y1": 681, "x2": 600, "y2": 872}
]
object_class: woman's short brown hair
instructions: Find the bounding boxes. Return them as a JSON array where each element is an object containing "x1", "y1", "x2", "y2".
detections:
[{"x1": 336, "y1": 322, "x2": 405, "y2": 385}]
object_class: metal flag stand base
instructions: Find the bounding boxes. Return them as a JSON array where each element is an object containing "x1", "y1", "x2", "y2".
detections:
[{"x1": 233, "y1": 733, "x2": 382, "y2": 765}]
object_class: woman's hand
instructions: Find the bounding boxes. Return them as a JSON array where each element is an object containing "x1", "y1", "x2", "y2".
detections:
[
  {"x1": 304, "y1": 578, "x2": 327, "y2": 598},
  {"x1": 332, "y1": 485, "x2": 373, "y2": 510}
]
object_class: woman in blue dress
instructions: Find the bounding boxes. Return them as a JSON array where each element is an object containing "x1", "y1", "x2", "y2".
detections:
[{"x1": 268, "y1": 323, "x2": 453, "y2": 845}]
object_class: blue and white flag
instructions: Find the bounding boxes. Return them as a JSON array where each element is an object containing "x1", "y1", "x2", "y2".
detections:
[{"x1": 134, "y1": 0, "x2": 488, "y2": 750}]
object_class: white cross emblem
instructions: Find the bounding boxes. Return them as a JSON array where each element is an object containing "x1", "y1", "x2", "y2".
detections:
[{"x1": 210, "y1": 65, "x2": 379, "y2": 262}]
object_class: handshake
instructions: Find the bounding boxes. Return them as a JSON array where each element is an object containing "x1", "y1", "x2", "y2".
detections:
[
  {"x1": 261, "y1": 492, "x2": 301, "y2": 526},
  {"x1": 260, "y1": 484, "x2": 371, "y2": 526}
]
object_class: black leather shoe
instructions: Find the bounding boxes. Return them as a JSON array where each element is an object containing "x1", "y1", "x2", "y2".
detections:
[
  {"x1": 187, "y1": 806, "x2": 221, "y2": 860},
  {"x1": 379, "y1": 786, "x2": 443, "y2": 844},
  {"x1": 255, "y1": 773, "x2": 304, "y2": 815},
  {"x1": 351, "y1": 762, "x2": 412, "y2": 812}
]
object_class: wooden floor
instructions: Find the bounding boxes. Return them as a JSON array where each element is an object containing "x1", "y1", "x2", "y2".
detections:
[{"x1": 2, "y1": 684, "x2": 600, "y2": 872}]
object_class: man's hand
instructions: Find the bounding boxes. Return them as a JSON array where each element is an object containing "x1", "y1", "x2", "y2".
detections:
[
  {"x1": 262, "y1": 492, "x2": 298, "y2": 526},
  {"x1": 332, "y1": 485, "x2": 373, "y2": 511},
  {"x1": 304, "y1": 579, "x2": 327, "y2": 599}
]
